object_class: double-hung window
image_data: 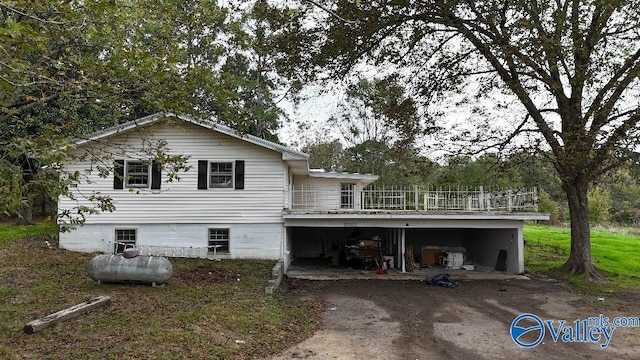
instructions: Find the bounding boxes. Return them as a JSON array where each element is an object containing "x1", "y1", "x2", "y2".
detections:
[
  {"x1": 197, "y1": 160, "x2": 244, "y2": 190},
  {"x1": 126, "y1": 161, "x2": 150, "y2": 188},
  {"x1": 209, "y1": 162, "x2": 233, "y2": 188},
  {"x1": 113, "y1": 160, "x2": 161, "y2": 190}
]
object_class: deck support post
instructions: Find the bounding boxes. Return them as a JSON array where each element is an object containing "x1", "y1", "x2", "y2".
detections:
[{"x1": 401, "y1": 228, "x2": 406, "y2": 273}]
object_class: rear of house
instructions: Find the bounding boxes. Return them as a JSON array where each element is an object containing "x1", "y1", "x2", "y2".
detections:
[{"x1": 58, "y1": 112, "x2": 548, "y2": 275}]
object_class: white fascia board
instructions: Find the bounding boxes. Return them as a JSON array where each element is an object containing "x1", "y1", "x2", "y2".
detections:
[
  {"x1": 283, "y1": 212, "x2": 550, "y2": 222},
  {"x1": 308, "y1": 171, "x2": 379, "y2": 182},
  {"x1": 286, "y1": 159, "x2": 310, "y2": 176},
  {"x1": 73, "y1": 112, "x2": 165, "y2": 147}
]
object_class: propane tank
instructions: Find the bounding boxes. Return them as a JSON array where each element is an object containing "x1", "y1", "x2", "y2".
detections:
[{"x1": 88, "y1": 253, "x2": 173, "y2": 286}]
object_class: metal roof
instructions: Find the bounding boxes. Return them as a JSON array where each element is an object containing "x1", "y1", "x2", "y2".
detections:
[{"x1": 73, "y1": 112, "x2": 309, "y2": 160}]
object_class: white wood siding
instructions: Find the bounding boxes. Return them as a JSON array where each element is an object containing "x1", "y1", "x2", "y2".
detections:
[
  {"x1": 292, "y1": 176, "x2": 365, "y2": 210},
  {"x1": 59, "y1": 121, "x2": 287, "y2": 225}
]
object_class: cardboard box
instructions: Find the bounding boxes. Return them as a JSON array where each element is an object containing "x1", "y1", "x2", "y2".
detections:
[{"x1": 421, "y1": 247, "x2": 444, "y2": 266}]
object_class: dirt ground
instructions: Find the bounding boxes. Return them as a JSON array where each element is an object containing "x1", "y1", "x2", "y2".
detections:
[{"x1": 271, "y1": 276, "x2": 640, "y2": 359}]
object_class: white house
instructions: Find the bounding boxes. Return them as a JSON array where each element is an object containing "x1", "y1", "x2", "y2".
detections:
[{"x1": 58, "y1": 112, "x2": 548, "y2": 274}]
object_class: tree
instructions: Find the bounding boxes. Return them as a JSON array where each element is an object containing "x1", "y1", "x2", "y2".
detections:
[
  {"x1": 266, "y1": 0, "x2": 640, "y2": 280},
  {"x1": 304, "y1": 139, "x2": 347, "y2": 172},
  {"x1": 1, "y1": 1, "x2": 287, "y2": 223},
  {"x1": 329, "y1": 76, "x2": 430, "y2": 147}
]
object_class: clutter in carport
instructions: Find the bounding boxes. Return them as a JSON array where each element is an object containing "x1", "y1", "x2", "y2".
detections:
[{"x1": 344, "y1": 236, "x2": 389, "y2": 272}]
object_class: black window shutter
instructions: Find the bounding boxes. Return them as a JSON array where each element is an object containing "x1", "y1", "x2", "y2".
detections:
[
  {"x1": 151, "y1": 160, "x2": 161, "y2": 190},
  {"x1": 114, "y1": 160, "x2": 124, "y2": 189},
  {"x1": 235, "y1": 160, "x2": 245, "y2": 190},
  {"x1": 197, "y1": 160, "x2": 208, "y2": 190}
]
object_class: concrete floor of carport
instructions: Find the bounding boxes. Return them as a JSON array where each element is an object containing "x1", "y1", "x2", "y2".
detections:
[{"x1": 285, "y1": 263, "x2": 529, "y2": 281}]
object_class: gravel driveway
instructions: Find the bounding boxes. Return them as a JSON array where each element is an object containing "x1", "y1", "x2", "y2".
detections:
[{"x1": 271, "y1": 277, "x2": 640, "y2": 359}]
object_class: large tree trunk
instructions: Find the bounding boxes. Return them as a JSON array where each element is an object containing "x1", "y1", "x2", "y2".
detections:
[{"x1": 561, "y1": 174, "x2": 604, "y2": 281}]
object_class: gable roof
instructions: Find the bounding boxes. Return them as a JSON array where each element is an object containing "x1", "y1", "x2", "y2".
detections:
[{"x1": 74, "y1": 112, "x2": 309, "y2": 161}]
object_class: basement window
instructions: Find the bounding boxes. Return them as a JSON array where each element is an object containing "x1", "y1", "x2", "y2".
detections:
[
  {"x1": 208, "y1": 228, "x2": 230, "y2": 255},
  {"x1": 115, "y1": 229, "x2": 136, "y2": 254}
]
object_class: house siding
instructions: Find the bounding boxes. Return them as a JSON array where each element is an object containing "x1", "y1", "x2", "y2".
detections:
[
  {"x1": 293, "y1": 176, "x2": 367, "y2": 210},
  {"x1": 59, "y1": 121, "x2": 287, "y2": 225}
]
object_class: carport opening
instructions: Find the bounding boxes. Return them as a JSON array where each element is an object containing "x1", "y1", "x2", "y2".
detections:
[
  {"x1": 289, "y1": 227, "x2": 398, "y2": 270},
  {"x1": 288, "y1": 227, "x2": 521, "y2": 274}
]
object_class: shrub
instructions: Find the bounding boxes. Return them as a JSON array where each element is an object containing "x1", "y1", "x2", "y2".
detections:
[
  {"x1": 611, "y1": 209, "x2": 640, "y2": 226},
  {"x1": 537, "y1": 190, "x2": 560, "y2": 224},
  {"x1": 588, "y1": 186, "x2": 611, "y2": 224}
]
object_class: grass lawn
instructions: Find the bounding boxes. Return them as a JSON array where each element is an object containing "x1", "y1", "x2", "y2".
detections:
[
  {"x1": 524, "y1": 224, "x2": 640, "y2": 288},
  {"x1": 0, "y1": 221, "x2": 58, "y2": 247},
  {"x1": 0, "y1": 223, "x2": 323, "y2": 359}
]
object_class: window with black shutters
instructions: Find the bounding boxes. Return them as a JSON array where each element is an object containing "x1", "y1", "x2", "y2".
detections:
[
  {"x1": 209, "y1": 162, "x2": 233, "y2": 188},
  {"x1": 197, "y1": 160, "x2": 245, "y2": 190},
  {"x1": 114, "y1": 160, "x2": 161, "y2": 190}
]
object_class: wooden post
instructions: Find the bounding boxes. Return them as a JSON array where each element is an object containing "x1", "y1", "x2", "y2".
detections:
[{"x1": 24, "y1": 296, "x2": 111, "y2": 334}]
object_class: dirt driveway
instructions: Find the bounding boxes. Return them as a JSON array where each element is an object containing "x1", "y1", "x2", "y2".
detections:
[{"x1": 272, "y1": 277, "x2": 640, "y2": 359}]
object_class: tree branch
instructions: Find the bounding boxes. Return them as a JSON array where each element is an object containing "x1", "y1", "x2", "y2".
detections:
[
  {"x1": 586, "y1": 47, "x2": 640, "y2": 132},
  {"x1": 301, "y1": 0, "x2": 357, "y2": 25},
  {"x1": 0, "y1": 2, "x2": 66, "y2": 25},
  {"x1": 591, "y1": 110, "x2": 640, "y2": 177}
]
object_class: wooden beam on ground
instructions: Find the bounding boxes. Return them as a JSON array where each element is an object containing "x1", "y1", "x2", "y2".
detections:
[{"x1": 24, "y1": 296, "x2": 111, "y2": 334}]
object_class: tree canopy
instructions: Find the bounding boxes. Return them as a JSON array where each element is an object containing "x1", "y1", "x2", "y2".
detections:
[{"x1": 1, "y1": 0, "x2": 288, "y2": 222}]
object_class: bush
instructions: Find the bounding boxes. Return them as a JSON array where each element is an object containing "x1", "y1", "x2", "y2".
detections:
[
  {"x1": 611, "y1": 210, "x2": 640, "y2": 226},
  {"x1": 588, "y1": 186, "x2": 611, "y2": 224},
  {"x1": 537, "y1": 190, "x2": 560, "y2": 224}
]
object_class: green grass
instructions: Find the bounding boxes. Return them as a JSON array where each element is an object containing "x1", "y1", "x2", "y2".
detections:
[
  {"x1": 524, "y1": 224, "x2": 640, "y2": 288},
  {"x1": 0, "y1": 225, "x2": 323, "y2": 360},
  {"x1": 0, "y1": 221, "x2": 57, "y2": 246}
]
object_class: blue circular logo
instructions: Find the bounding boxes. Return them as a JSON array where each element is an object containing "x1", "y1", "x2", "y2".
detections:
[{"x1": 510, "y1": 313, "x2": 545, "y2": 348}]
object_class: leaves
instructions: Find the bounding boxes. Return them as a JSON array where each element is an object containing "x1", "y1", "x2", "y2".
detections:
[{"x1": 1, "y1": 0, "x2": 290, "y2": 220}]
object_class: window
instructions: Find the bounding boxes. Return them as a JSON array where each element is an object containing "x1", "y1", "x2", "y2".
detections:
[
  {"x1": 114, "y1": 160, "x2": 161, "y2": 190},
  {"x1": 208, "y1": 228, "x2": 230, "y2": 255},
  {"x1": 115, "y1": 229, "x2": 136, "y2": 254},
  {"x1": 198, "y1": 160, "x2": 244, "y2": 190},
  {"x1": 126, "y1": 161, "x2": 150, "y2": 188},
  {"x1": 341, "y1": 183, "x2": 355, "y2": 209},
  {"x1": 209, "y1": 162, "x2": 233, "y2": 188}
]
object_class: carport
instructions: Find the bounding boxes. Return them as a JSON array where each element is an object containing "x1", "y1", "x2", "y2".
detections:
[{"x1": 283, "y1": 212, "x2": 548, "y2": 275}]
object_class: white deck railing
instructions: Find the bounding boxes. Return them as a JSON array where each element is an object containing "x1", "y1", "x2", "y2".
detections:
[{"x1": 291, "y1": 185, "x2": 539, "y2": 212}]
